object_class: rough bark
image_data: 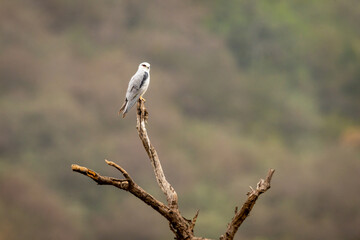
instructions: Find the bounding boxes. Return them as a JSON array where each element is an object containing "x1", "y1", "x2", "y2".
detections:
[
  {"x1": 71, "y1": 99, "x2": 275, "y2": 240},
  {"x1": 220, "y1": 169, "x2": 275, "y2": 240},
  {"x1": 136, "y1": 100, "x2": 178, "y2": 208}
]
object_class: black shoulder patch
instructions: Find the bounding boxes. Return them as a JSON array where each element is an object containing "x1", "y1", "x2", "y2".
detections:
[{"x1": 139, "y1": 72, "x2": 148, "y2": 88}]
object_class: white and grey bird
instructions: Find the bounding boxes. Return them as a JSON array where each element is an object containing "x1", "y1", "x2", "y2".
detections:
[{"x1": 118, "y1": 62, "x2": 151, "y2": 118}]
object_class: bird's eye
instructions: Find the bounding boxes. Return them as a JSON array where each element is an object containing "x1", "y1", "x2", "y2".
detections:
[{"x1": 142, "y1": 64, "x2": 146, "y2": 67}]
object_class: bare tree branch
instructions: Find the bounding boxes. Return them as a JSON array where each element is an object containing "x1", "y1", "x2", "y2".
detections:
[
  {"x1": 71, "y1": 164, "x2": 130, "y2": 189},
  {"x1": 71, "y1": 98, "x2": 275, "y2": 240},
  {"x1": 136, "y1": 100, "x2": 178, "y2": 208},
  {"x1": 71, "y1": 100, "x2": 198, "y2": 239},
  {"x1": 71, "y1": 162, "x2": 171, "y2": 218},
  {"x1": 220, "y1": 169, "x2": 275, "y2": 240},
  {"x1": 105, "y1": 159, "x2": 133, "y2": 182}
]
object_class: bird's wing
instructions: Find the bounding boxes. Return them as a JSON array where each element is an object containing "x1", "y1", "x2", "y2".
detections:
[{"x1": 126, "y1": 71, "x2": 148, "y2": 100}]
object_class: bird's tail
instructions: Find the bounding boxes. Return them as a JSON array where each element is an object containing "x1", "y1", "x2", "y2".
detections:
[{"x1": 118, "y1": 99, "x2": 128, "y2": 118}]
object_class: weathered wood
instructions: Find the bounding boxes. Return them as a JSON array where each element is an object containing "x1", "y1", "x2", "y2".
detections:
[
  {"x1": 220, "y1": 169, "x2": 275, "y2": 240},
  {"x1": 71, "y1": 98, "x2": 275, "y2": 240},
  {"x1": 136, "y1": 100, "x2": 178, "y2": 208}
]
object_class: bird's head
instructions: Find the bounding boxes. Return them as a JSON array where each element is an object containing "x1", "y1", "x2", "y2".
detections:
[{"x1": 139, "y1": 62, "x2": 150, "y2": 71}]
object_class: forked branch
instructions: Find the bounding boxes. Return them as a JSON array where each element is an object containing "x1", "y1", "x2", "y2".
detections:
[
  {"x1": 71, "y1": 161, "x2": 170, "y2": 218},
  {"x1": 71, "y1": 99, "x2": 275, "y2": 240},
  {"x1": 220, "y1": 169, "x2": 275, "y2": 240}
]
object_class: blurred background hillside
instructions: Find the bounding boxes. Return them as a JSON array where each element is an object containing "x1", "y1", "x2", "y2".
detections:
[{"x1": 0, "y1": 0, "x2": 359, "y2": 239}]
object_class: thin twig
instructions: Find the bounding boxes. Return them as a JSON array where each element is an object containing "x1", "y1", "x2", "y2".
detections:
[
  {"x1": 105, "y1": 159, "x2": 133, "y2": 182},
  {"x1": 191, "y1": 210, "x2": 200, "y2": 230}
]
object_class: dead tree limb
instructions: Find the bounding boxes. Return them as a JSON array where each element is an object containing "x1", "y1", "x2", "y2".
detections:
[
  {"x1": 71, "y1": 161, "x2": 170, "y2": 218},
  {"x1": 220, "y1": 169, "x2": 275, "y2": 240},
  {"x1": 136, "y1": 100, "x2": 178, "y2": 208},
  {"x1": 71, "y1": 99, "x2": 275, "y2": 240}
]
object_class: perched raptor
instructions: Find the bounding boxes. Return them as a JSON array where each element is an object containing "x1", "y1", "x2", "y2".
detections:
[{"x1": 118, "y1": 62, "x2": 150, "y2": 118}]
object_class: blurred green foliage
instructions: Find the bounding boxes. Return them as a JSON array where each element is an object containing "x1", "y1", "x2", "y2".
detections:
[{"x1": 0, "y1": 0, "x2": 359, "y2": 239}]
